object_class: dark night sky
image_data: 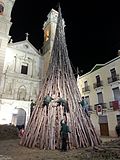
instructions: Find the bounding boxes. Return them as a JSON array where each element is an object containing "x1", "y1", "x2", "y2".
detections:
[{"x1": 9, "y1": 0, "x2": 120, "y2": 75}]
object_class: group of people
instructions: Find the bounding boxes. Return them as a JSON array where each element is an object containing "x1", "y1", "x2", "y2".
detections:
[
  {"x1": 29, "y1": 93, "x2": 90, "y2": 151},
  {"x1": 31, "y1": 92, "x2": 90, "y2": 118},
  {"x1": 19, "y1": 92, "x2": 120, "y2": 152},
  {"x1": 42, "y1": 92, "x2": 70, "y2": 115},
  {"x1": 42, "y1": 92, "x2": 91, "y2": 151},
  {"x1": 42, "y1": 92, "x2": 71, "y2": 151}
]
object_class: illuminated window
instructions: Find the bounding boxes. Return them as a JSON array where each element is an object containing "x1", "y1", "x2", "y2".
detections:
[
  {"x1": 21, "y1": 64, "x2": 28, "y2": 75},
  {"x1": 45, "y1": 30, "x2": 49, "y2": 41}
]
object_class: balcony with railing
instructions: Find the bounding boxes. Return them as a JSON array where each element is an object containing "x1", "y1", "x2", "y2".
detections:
[
  {"x1": 82, "y1": 86, "x2": 90, "y2": 93},
  {"x1": 108, "y1": 74, "x2": 119, "y2": 84},
  {"x1": 109, "y1": 100, "x2": 120, "y2": 111},
  {"x1": 93, "y1": 81, "x2": 103, "y2": 89},
  {"x1": 94, "y1": 103, "x2": 107, "y2": 110}
]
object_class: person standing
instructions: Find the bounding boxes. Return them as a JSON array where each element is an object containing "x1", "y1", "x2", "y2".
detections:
[
  {"x1": 60, "y1": 119, "x2": 71, "y2": 151},
  {"x1": 56, "y1": 92, "x2": 70, "y2": 113},
  {"x1": 18, "y1": 126, "x2": 25, "y2": 138},
  {"x1": 63, "y1": 99, "x2": 70, "y2": 113},
  {"x1": 79, "y1": 96, "x2": 90, "y2": 117},
  {"x1": 115, "y1": 121, "x2": 120, "y2": 137},
  {"x1": 30, "y1": 100, "x2": 36, "y2": 117}
]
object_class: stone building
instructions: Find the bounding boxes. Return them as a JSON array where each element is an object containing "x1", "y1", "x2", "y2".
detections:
[
  {"x1": 77, "y1": 56, "x2": 120, "y2": 137},
  {"x1": 0, "y1": 0, "x2": 58, "y2": 126}
]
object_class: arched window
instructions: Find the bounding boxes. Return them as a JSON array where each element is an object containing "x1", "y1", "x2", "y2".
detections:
[{"x1": 17, "y1": 86, "x2": 26, "y2": 100}]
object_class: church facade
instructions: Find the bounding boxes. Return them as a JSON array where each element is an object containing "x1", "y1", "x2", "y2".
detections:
[{"x1": 0, "y1": 0, "x2": 58, "y2": 126}]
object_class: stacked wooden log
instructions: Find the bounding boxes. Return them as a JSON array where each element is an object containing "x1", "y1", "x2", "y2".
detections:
[{"x1": 20, "y1": 5, "x2": 101, "y2": 149}]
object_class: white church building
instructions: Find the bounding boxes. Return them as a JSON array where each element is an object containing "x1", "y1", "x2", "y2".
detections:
[{"x1": 0, "y1": 0, "x2": 58, "y2": 126}]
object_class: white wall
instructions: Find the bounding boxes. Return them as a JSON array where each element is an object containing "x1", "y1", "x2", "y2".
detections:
[
  {"x1": 0, "y1": 99, "x2": 31, "y2": 126},
  {"x1": 0, "y1": 45, "x2": 42, "y2": 101}
]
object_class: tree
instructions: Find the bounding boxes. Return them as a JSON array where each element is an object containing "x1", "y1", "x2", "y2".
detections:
[{"x1": 20, "y1": 5, "x2": 101, "y2": 149}]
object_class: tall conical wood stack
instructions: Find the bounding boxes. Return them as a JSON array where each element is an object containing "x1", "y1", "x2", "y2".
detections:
[{"x1": 20, "y1": 5, "x2": 101, "y2": 149}]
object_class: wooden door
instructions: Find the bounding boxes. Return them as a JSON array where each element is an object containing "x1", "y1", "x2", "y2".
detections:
[{"x1": 100, "y1": 123, "x2": 109, "y2": 136}]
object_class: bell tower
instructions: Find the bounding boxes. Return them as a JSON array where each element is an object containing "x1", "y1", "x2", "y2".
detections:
[
  {"x1": 42, "y1": 9, "x2": 58, "y2": 77},
  {"x1": 0, "y1": 0, "x2": 16, "y2": 80}
]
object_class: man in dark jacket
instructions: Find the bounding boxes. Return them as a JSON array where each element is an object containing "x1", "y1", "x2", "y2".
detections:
[
  {"x1": 56, "y1": 93, "x2": 70, "y2": 113},
  {"x1": 60, "y1": 119, "x2": 71, "y2": 151},
  {"x1": 42, "y1": 92, "x2": 54, "y2": 114},
  {"x1": 30, "y1": 100, "x2": 36, "y2": 117},
  {"x1": 61, "y1": 98, "x2": 69, "y2": 113},
  {"x1": 79, "y1": 96, "x2": 90, "y2": 117}
]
